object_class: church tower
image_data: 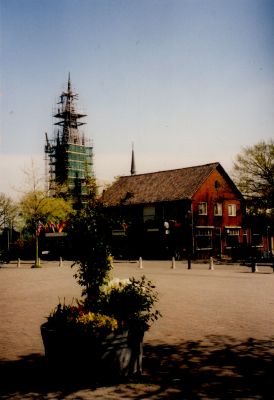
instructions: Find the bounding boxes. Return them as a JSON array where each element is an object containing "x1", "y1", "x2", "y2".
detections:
[{"x1": 45, "y1": 75, "x2": 93, "y2": 204}]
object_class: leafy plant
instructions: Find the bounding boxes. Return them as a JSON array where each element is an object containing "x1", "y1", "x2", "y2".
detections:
[
  {"x1": 100, "y1": 276, "x2": 161, "y2": 332},
  {"x1": 46, "y1": 301, "x2": 118, "y2": 337},
  {"x1": 45, "y1": 193, "x2": 161, "y2": 336},
  {"x1": 69, "y1": 201, "x2": 113, "y2": 309}
]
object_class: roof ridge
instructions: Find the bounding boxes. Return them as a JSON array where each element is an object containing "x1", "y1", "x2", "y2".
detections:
[
  {"x1": 100, "y1": 161, "x2": 243, "y2": 206},
  {"x1": 120, "y1": 161, "x2": 220, "y2": 178}
]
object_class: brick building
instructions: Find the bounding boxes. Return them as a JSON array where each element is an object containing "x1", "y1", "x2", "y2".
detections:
[{"x1": 101, "y1": 162, "x2": 246, "y2": 260}]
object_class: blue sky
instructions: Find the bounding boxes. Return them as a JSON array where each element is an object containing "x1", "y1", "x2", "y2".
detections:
[{"x1": 0, "y1": 0, "x2": 274, "y2": 197}]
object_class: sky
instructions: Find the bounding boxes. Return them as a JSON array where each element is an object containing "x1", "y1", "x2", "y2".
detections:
[{"x1": 0, "y1": 0, "x2": 274, "y2": 198}]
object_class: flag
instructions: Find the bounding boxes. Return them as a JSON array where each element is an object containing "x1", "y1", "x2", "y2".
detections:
[
  {"x1": 37, "y1": 221, "x2": 43, "y2": 236},
  {"x1": 57, "y1": 221, "x2": 66, "y2": 232},
  {"x1": 49, "y1": 221, "x2": 55, "y2": 232}
]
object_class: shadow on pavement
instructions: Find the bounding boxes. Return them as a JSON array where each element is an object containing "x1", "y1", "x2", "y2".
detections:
[
  {"x1": 142, "y1": 335, "x2": 274, "y2": 399},
  {"x1": 1, "y1": 335, "x2": 274, "y2": 399}
]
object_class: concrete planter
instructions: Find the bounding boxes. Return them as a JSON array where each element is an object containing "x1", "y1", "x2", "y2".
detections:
[{"x1": 40, "y1": 322, "x2": 143, "y2": 379}]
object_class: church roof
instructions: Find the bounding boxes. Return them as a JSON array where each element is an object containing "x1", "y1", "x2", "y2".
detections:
[{"x1": 101, "y1": 162, "x2": 240, "y2": 206}]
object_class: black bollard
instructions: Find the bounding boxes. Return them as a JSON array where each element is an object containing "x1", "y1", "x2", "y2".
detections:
[{"x1": 187, "y1": 256, "x2": 191, "y2": 270}]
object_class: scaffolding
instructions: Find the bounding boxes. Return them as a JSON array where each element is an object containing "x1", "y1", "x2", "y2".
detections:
[{"x1": 45, "y1": 75, "x2": 94, "y2": 203}]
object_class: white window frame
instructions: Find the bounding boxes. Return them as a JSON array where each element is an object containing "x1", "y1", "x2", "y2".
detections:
[
  {"x1": 214, "y1": 202, "x2": 222, "y2": 216},
  {"x1": 228, "y1": 204, "x2": 236, "y2": 217},
  {"x1": 198, "y1": 202, "x2": 207, "y2": 215}
]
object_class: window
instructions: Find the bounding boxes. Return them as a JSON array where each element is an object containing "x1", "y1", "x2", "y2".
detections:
[
  {"x1": 225, "y1": 228, "x2": 240, "y2": 248},
  {"x1": 198, "y1": 202, "x2": 207, "y2": 215},
  {"x1": 228, "y1": 204, "x2": 236, "y2": 216},
  {"x1": 214, "y1": 203, "x2": 222, "y2": 216},
  {"x1": 143, "y1": 206, "x2": 155, "y2": 222},
  {"x1": 195, "y1": 228, "x2": 213, "y2": 249},
  {"x1": 252, "y1": 233, "x2": 263, "y2": 247}
]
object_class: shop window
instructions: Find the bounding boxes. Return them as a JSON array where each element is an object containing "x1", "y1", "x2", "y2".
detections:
[
  {"x1": 195, "y1": 228, "x2": 213, "y2": 249},
  {"x1": 226, "y1": 228, "x2": 240, "y2": 248}
]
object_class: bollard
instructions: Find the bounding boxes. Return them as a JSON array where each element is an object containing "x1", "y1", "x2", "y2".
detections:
[
  {"x1": 187, "y1": 257, "x2": 191, "y2": 270},
  {"x1": 139, "y1": 257, "x2": 143, "y2": 269},
  {"x1": 59, "y1": 257, "x2": 63, "y2": 267},
  {"x1": 171, "y1": 257, "x2": 176, "y2": 269},
  {"x1": 17, "y1": 258, "x2": 20, "y2": 268},
  {"x1": 209, "y1": 256, "x2": 214, "y2": 270},
  {"x1": 252, "y1": 262, "x2": 258, "y2": 273}
]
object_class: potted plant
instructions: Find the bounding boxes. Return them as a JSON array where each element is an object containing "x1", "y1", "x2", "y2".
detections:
[{"x1": 41, "y1": 198, "x2": 161, "y2": 379}]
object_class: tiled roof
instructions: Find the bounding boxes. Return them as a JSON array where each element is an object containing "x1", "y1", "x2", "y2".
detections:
[{"x1": 101, "y1": 162, "x2": 222, "y2": 206}]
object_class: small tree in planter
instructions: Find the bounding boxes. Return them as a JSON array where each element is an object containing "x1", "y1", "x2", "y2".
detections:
[{"x1": 41, "y1": 186, "x2": 161, "y2": 379}]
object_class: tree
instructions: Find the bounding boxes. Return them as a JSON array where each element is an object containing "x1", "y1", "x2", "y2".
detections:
[
  {"x1": 0, "y1": 193, "x2": 16, "y2": 230},
  {"x1": 19, "y1": 190, "x2": 73, "y2": 266},
  {"x1": 0, "y1": 193, "x2": 17, "y2": 256},
  {"x1": 67, "y1": 175, "x2": 108, "y2": 289},
  {"x1": 233, "y1": 140, "x2": 274, "y2": 216},
  {"x1": 16, "y1": 160, "x2": 73, "y2": 265}
]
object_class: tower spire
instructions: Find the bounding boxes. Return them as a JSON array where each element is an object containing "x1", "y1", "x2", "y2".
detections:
[
  {"x1": 130, "y1": 142, "x2": 136, "y2": 175},
  {"x1": 68, "y1": 72, "x2": 71, "y2": 92}
]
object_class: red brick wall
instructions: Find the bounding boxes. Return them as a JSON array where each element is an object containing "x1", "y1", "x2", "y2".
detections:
[{"x1": 192, "y1": 169, "x2": 243, "y2": 229}]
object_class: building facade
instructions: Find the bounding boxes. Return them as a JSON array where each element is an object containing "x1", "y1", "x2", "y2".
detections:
[{"x1": 101, "y1": 162, "x2": 247, "y2": 260}]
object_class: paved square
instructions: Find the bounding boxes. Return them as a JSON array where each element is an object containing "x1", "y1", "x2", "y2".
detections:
[{"x1": 1, "y1": 260, "x2": 274, "y2": 398}]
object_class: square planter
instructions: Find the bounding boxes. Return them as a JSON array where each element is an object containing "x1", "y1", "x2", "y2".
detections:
[{"x1": 41, "y1": 323, "x2": 143, "y2": 379}]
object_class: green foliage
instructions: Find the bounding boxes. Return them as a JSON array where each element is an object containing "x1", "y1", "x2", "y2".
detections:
[
  {"x1": 233, "y1": 140, "x2": 274, "y2": 216},
  {"x1": 19, "y1": 188, "x2": 72, "y2": 265},
  {"x1": 46, "y1": 301, "x2": 118, "y2": 337},
  {"x1": 69, "y1": 201, "x2": 113, "y2": 306},
  {"x1": 100, "y1": 276, "x2": 161, "y2": 332},
  {"x1": 20, "y1": 191, "x2": 73, "y2": 231},
  {"x1": 64, "y1": 192, "x2": 161, "y2": 332},
  {"x1": 45, "y1": 179, "x2": 161, "y2": 334},
  {"x1": 77, "y1": 311, "x2": 118, "y2": 335},
  {"x1": 47, "y1": 301, "x2": 82, "y2": 329},
  {"x1": 46, "y1": 274, "x2": 161, "y2": 334},
  {"x1": 19, "y1": 157, "x2": 72, "y2": 228},
  {"x1": 0, "y1": 193, "x2": 17, "y2": 230}
]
